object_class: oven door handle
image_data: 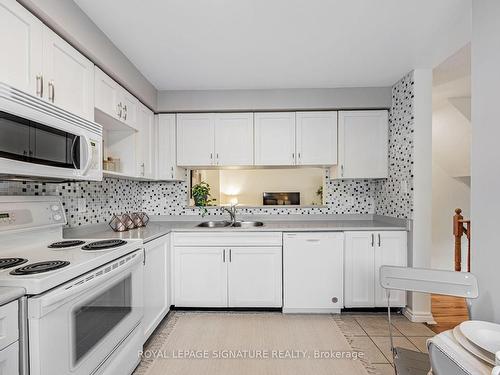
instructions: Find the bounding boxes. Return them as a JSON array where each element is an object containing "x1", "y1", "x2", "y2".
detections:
[{"x1": 37, "y1": 251, "x2": 142, "y2": 311}]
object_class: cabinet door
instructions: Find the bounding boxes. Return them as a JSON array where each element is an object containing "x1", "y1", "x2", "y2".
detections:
[
  {"x1": 283, "y1": 233, "x2": 343, "y2": 312},
  {"x1": 143, "y1": 236, "x2": 170, "y2": 340},
  {"x1": 228, "y1": 247, "x2": 282, "y2": 307},
  {"x1": 0, "y1": 341, "x2": 19, "y2": 375},
  {"x1": 0, "y1": 0, "x2": 43, "y2": 96},
  {"x1": 157, "y1": 114, "x2": 185, "y2": 180},
  {"x1": 174, "y1": 247, "x2": 227, "y2": 307},
  {"x1": 176, "y1": 113, "x2": 215, "y2": 166},
  {"x1": 214, "y1": 113, "x2": 253, "y2": 166},
  {"x1": 136, "y1": 103, "x2": 155, "y2": 178},
  {"x1": 296, "y1": 111, "x2": 337, "y2": 165},
  {"x1": 337, "y1": 110, "x2": 388, "y2": 179},
  {"x1": 42, "y1": 26, "x2": 94, "y2": 121},
  {"x1": 374, "y1": 231, "x2": 407, "y2": 307},
  {"x1": 344, "y1": 231, "x2": 375, "y2": 307},
  {"x1": 121, "y1": 90, "x2": 138, "y2": 129},
  {"x1": 94, "y1": 67, "x2": 121, "y2": 121},
  {"x1": 254, "y1": 112, "x2": 296, "y2": 165}
]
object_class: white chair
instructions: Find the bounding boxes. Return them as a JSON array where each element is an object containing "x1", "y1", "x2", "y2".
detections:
[{"x1": 379, "y1": 266, "x2": 480, "y2": 375}]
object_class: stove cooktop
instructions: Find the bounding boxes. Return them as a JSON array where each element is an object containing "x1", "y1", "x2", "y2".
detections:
[
  {"x1": 81, "y1": 239, "x2": 127, "y2": 251},
  {"x1": 48, "y1": 240, "x2": 86, "y2": 249},
  {"x1": 0, "y1": 258, "x2": 28, "y2": 269}
]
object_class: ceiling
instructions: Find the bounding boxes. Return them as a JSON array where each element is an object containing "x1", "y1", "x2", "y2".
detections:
[{"x1": 75, "y1": 0, "x2": 471, "y2": 91}]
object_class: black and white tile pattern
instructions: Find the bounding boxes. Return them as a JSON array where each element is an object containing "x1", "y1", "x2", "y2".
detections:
[{"x1": 375, "y1": 71, "x2": 414, "y2": 219}]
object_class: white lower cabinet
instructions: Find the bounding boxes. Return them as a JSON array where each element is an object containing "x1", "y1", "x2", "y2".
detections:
[
  {"x1": 283, "y1": 232, "x2": 344, "y2": 313},
  {"x1": 344, "y1": 231, "x2": 407, "y2": 308},
  {"x1": 228, "y1": 247, "x2": 282, "y2": 308},
  {"x1": 143, "y1": 236, "x2": 171, "y2": 341},
  {"x1": 173, "y1": 233, "x2": 282, "y2": 308},
  {"x1": 174, "y1": 247, "x2": 228, "y2": 307},
  {"x1": 0, "y1": 341, "x2": 18, "y2": 375}
]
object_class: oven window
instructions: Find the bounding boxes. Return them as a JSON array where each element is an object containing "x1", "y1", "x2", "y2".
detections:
[{"x1": 73, "y1": 275, "x2": 132, "y2": 363}]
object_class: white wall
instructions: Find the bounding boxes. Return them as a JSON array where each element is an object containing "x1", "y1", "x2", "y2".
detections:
[
  {"x1": 432, "y1": 101, "x2": 471, "y2": 270},
  {"x1": 470, "y1": 0, "x2": 500, "y2": 323},
  {"x1": 18, "y1": 0, "x2": 157, "y2": 109},
  {"x1": 157, "y1": 87, "x2": 392, "y2": 112},
  {"x1": 407, "y1": 69, "x2": 433, "y2": 322}
]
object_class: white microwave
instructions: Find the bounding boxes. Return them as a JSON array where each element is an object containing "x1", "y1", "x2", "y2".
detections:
[{"x1": 0, "y1": 83, "x2": 102, "y2": 181}]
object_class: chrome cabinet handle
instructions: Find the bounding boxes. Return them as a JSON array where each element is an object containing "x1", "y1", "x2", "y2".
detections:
[
  {"x1": 298, "y1": 152, "x2": 301, "y2": 159},
  {"x1": 223, "y1": 249, "x2": 226, "y2": 263},
  {"x1": 371, "y1": 233, "x2": 374, "y2": 247},
  {"x1": 341, "y1": 165, "x2": 344, "y2": 177},
  {"x1": 141, "y1": 162, "x2": 145, "y2": 176},
  {"x1": 123, "y1": 104, "x2": 128, "y2": 120},
  {"x1": 292, "y1": 153, "x2": 295, "y2": 160},
  {"x1": 48, "y1": 81, "x2": 55, "y2": 102},
  {"x1": 36, "y1": 74, "x2": 43, "y2": 97},
  {"x1": 378, "y1": 233, "x2": 381, "y2": 247},
  {"x1": 229, "y1": 249, "x2": 232, "y2": 262},
  {"x1": 117, "y1": 102, "x2": 123, "y2": 118}
]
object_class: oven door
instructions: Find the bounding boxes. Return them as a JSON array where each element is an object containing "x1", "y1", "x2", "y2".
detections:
[{"x1": 27, "y1": 251, "x2": 143, "y2": 375}]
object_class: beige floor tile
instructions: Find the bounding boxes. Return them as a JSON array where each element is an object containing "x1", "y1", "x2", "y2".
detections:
[
  {"x1": 391, "y1": 319, "x2": 436, "y2": 337},
  {"x1": 335, "y1": 316, "x2": 367, "y2": 336},
  {"x1": 371, "y1": 336, "x2": 419, "y2": 363},
  {"x1": 407, "y1": 336, "x2": 431, "y2": 353},
  {"x1": 349, "y1": 336, "x2": 388, "y2": 364},
  {"x1": 355, "y1": 316, "x2": 403, "y2": 337},
  {"x1": 373, "y1": 363, "x2": 396, "y2": 375}
]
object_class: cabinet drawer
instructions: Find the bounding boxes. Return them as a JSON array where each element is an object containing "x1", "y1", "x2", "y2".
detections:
[
  {"x1": 173, "y1": 232, "x2": 282, "y2": 247},
  {"x1": 0, "y1": 301, "x2": 18, "y2": 350},
  {"x1": 0, "y1": 341, "x2": 19, "y2": 375}
]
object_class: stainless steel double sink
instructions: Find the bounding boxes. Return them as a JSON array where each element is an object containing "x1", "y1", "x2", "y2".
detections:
[{"x1": 197, "y1": 221, "x2": 264, "y2": 228}]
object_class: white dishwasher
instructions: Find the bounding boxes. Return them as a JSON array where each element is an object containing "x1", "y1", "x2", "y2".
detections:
[{"x1": 283, "y1": 232, "x2": 344, "y2": 313}]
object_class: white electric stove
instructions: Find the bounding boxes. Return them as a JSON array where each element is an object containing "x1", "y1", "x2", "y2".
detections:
[{"x1": 0, "y1": 196, "x2": 144, "y2": 375}]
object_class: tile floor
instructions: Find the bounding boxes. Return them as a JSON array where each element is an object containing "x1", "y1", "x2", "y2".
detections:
[{"x1": 335, "y1": 314, "x2": 436, "y2": 375}]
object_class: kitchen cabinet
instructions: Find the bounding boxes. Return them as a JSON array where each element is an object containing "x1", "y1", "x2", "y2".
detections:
[
  {"x1": 42, "y1": 27, "x2": 94, "y2": 121},
  {"x1": 0, "y1": 342, "x2": 18, "y2": 375},
  {"x1": 173, "y1": 232, "x2": 282, "y2": 308},
  {"x1": 228, "y1": 247, "x2": 282, "y2": 307},
  {"x1": 0, "y1": 0, "x2": 94, "y2": 121},
  {"x1": 136, "y1": 103, "x2": 156, "y2": 179},
  {"x1": 296, "y1": 111, "x2": 338, "y2": 165},
  {"x1": 214, "y1": 113, "x2": 254, "y2": 166},
  {"x1": 174, "y1": 247, "x2": 228, "y2": 307},
  {"x1": 344, "y1": 231, "x2": 407, "y2": 308},
  {"x1": 157, "y1": 114, "x2": 185, "y2": 180},
  {"x1": 332, "y1": 110, "x2": 388, "y2": 179},
  {"x1": 176, "y1": 113, "x2": 254, "y2": 167},
  {"x1": 176, "y1": 113, "x2": 215, "y2": 166},
  {"x1": 254, "y1": 112, "x2": 296, "y2": 166},
  {"x1": 283, "y1": 232, "x2": 343, "y2": 313},
  {"x1": 0, "y1": 300, "x2": 19, "y2": 375},
  {"x1": 143, "y1": 235, "x2": 171, "y2": 341},
  {"x1": 94, "y1": 67, "x2": 138, "y2": 130},
  {"x1": 0, "y1": 0, "x2": 43, "y2": 96}
]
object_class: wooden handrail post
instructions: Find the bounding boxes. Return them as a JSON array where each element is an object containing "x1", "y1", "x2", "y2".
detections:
[{"x1": 453, "y1": 208, "x2": 464, "y2": 271}]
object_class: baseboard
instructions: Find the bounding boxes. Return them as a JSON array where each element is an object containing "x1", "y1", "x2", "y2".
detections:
[
  {"x1": 403, "y1": 307, "x2": 436, "y2": 324},
  {"x1": 282, "y1": 307, "x2": 341, "y2": 314}
]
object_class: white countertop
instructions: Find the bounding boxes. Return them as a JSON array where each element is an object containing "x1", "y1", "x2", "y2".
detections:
[{"x1": 64, "y1": 216, "x2": 408, "y2": 243}]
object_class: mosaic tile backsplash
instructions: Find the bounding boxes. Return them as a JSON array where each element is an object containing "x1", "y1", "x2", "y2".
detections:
[
  {"x1": 375, "y1": 71, "x2": 414, "y2": 219},
  {"x1": 0, "y1": 73, "x2": 415, "y2": 226}
]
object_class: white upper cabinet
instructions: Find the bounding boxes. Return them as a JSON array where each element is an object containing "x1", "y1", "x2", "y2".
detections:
[
  {"x1": 176, "y1": 113, "x2": 215, "y2": 166},
  {"x1": 0, "y1": 0, "x2": 94, "y2": 120},
  {"x1": 157, "y1": 114, "x2": 185, "y2": 180},
  {"x1": 334, "y1": 110, "x2": 388, "y2": 179},
  {"x1": 42, "y1": 26, "x2": 94, "y2": 121},
  {"x1": 214, "y1": 113, "x2": 253, "y2": 166},
  {"x1": 254, "y1": 112, "x2": 296, "y2": 166},
  {"x1": 136, "y1": 103, "x2": 155, "y2": 179},
  {"x1": 0, "y1": 0, "x2": 43, "y2": 95},
  {"x1": 296, "y1": 111, "x2": 337, "y2": 165},
  {"x1": 94, "y1": 67, "x2": 138, "y2": 129}
]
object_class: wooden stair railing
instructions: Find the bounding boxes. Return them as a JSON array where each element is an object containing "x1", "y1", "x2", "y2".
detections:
[{"x1": 453, "y1": 208, "x2": 471, "y2": 272}]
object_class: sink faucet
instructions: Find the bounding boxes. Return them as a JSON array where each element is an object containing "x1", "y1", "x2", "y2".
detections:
[{"x1": 222, "y1": 204, "x2": 237, "y2": 226}]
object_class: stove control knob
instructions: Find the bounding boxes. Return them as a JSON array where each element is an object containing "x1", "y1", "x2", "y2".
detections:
[
  {"x1": 53, "y1": 214, "x2": 62, "y2": 221},
  {"x1": 51, "y1": 205, "x2": 60, "y2": 211}
]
